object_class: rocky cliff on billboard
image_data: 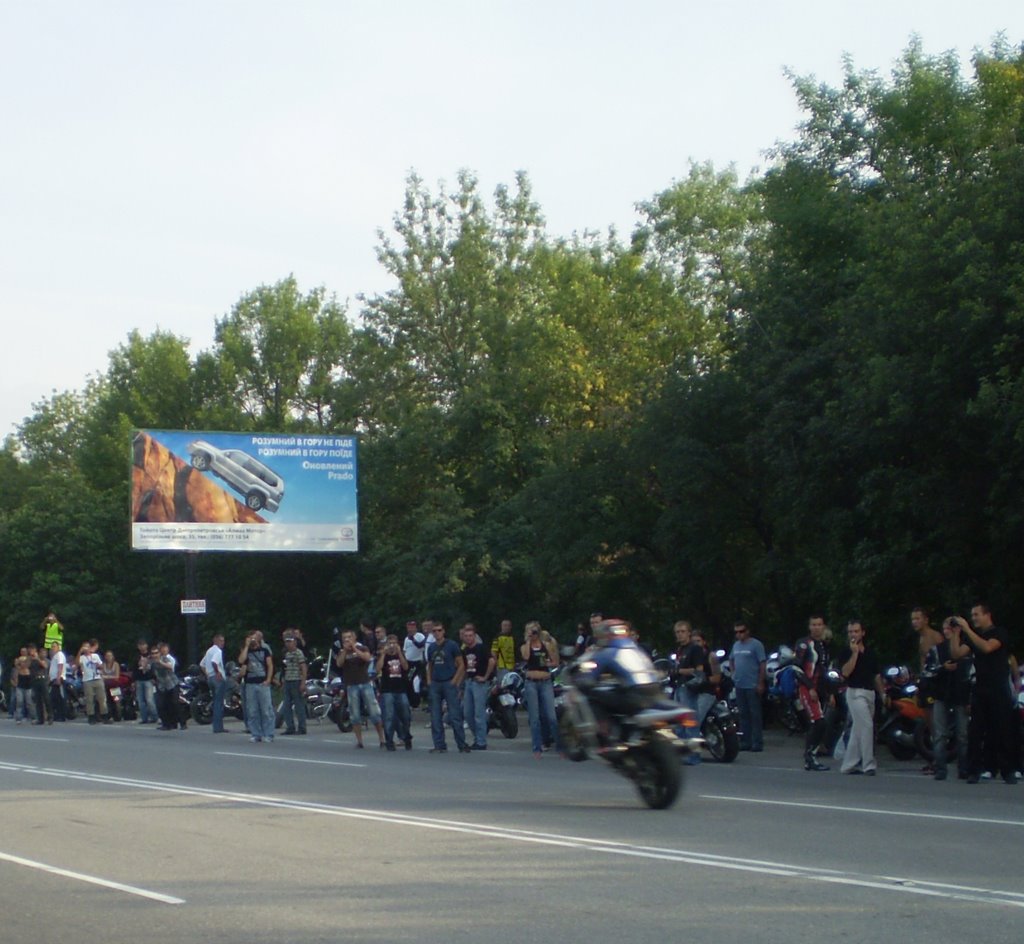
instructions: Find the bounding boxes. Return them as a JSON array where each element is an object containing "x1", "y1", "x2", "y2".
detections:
[{"x1": 132, "y1": 432, "x2": 266, "y2": 524}]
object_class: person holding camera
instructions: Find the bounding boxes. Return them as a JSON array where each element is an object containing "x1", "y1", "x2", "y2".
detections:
[
  {"x1": 948, "y1": 604, "x2": 1017, "y2": 785},
  {"x1": 335, "y1": 630, "x2": 385, "y2": 749},
  {"x1": 521, "y1": 621, "x2": 560, "y2": 759},
  {"x1": 240, "y1": 630, "x2": 275, "y2": 743},
  {"x1": 924, "y1": 618, "x2": 972, "y2": 780}
]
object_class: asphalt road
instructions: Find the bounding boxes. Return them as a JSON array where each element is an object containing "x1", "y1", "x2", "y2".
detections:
[{"x1": 2, "y1": 713, "x2": 1022, "y2": 944}]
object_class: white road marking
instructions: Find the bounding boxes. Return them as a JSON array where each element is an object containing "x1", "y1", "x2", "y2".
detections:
[
  {"x1": 216, "y1": 751, "x2": 366, "y2": 768},
  {"x1": 701, "y1": 793, "x2": 1024, "y2": 828},
  {"x1": 0, "y1": 733, "x2": 71, "y2": 743},
  {"x1": 3, "y1": 763, "x2": 1023, "y2": 909},
  {"x1": 0, "y1": 850, "x2": 184, "y2": 904}
]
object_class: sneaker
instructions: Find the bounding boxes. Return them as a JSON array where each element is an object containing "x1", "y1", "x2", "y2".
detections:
[
  {"x1": 264, "y1": 736, "x2": 273, "y2": 743},
  {"x1": 804, "y1": 753, "x2": 829, "y2": 772},
  {"x1": 404, "y1": 738, "x2": 413, "y2": 750},
  {"x1": 250, "y1": 736, "x2": 262, "y2": 743},
  {"x1": 429, "y1": 747, "x2": 447, "y2": 754},
  {"x1": 966, "y1": 774, "x2": 980, "y2": 784},
  {"x1": 284, "y1": 730, "x2": 296, "y2": 736},
  {"x1": 1003, "y1": 773, "x2": 1018, "y2": 785},
  {"x1": 864, "y1": 769, "x2": 876, "y2": 776},
  {"x1": 980, "y1": 771, "x2": 993, "y2": 780},
  {"x1": 386, "y1": 743, "x2": 396, "y2": 752},
  {"x1": 470, "y1": 743, "x2": 487, "y2": 750},
  {"x1": 458, "y1": 745, "x2": 472, "y2": 754}
]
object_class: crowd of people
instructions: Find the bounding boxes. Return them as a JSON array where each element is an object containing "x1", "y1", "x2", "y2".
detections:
[{"x1": 5, "y1": 605, "x2": 1021, "y2": 784}]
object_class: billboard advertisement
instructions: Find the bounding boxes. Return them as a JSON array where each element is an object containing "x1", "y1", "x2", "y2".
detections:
[{"x1": 131, "y1": 429, "x2": 358, "y2": 552}]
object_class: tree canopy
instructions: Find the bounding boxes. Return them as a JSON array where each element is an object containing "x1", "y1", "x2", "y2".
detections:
[{"x1": 3, "y1": 37, "x2": 1022, "y2": 665}]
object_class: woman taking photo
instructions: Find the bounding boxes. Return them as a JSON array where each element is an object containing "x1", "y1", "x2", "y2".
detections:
[{"x1": 520, "y1": 621, "x2": 561, "y2": 759}]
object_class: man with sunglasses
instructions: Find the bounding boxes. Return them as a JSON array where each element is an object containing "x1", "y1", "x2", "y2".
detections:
[{"x1": 727, "y1": 621, "x2": 766, "y2": 752}]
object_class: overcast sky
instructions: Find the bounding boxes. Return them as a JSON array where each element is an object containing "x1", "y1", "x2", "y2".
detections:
[{"x1": 2, "y1": 1, "x2": 1021, "y2": 439}]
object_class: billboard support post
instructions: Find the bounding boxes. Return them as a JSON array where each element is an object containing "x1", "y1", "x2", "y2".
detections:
[{"x1": 185, "y1": 551, "x2": 198, "y2": 666}]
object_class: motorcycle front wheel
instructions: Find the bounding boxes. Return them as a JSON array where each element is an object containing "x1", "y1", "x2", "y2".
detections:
[
  {"x1": 559, "y1": 714, "x2": 588, "y2": 763},
  {"x1": 885, "y1": 721, "x2": 919, "y2": 761},
  {"x1": 702, "y1": 716, "x2": 739, "y2": 763},
  {"x1": 633, "y1": 739, "x2": 682, "y2": 810}
]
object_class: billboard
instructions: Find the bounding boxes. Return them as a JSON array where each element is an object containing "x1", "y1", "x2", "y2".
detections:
[{"x1": 131, "y1": 429, "x2": 358, "y2": 552}]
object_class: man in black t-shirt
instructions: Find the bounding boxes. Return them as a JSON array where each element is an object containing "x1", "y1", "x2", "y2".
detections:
[
  {"x1": 377, "y1": 635, "x2": 412, "y2": 750},
  {"x1": 836, "y1": 621, "x2": 886, "y2": 775},
  {"x1": 949, "y1": 603, "x2": 1017, "y2": 785},
  {"x1": 460, "y1": 624, "x2": 495, "y2": 750}
]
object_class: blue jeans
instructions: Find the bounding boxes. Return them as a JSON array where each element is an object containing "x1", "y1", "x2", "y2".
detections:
[
  {"x1": 735, "y1": 687, "x2": 763, "y2": 750},
  {"x1": 933, "y1": 700, "x2": 969, "y2": 777},
  {"x1": 280, "y1": 678, "x2": 306, "y2": 733},
  {"x1": 381, "y1": 691, "x2": 411, "y2": 746},
  {"x1": 210, "y1": 675, "x2": 229, "y2": 732},
  {"x1": 348, "y1": 682, "x2": 382, "y2": 726},
  {"x1": 244, "y1": 682, "x2": 274, "y2": 740},
  {"x1": 524, "y1": 678, "x2": 560, "y2": 753},
  {"x1": 136, "y1": 679, "x2": 158, "y2": 723},
  {"x1": 429, "y1": 680, "x2": 466, "y2": 750},
  {"x1": 462, "y1": 679, "x2": 489, "y2": 747}
]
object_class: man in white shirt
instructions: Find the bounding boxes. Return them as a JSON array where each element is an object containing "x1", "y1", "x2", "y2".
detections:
[
  {"x1": 48, "y1": 641, "x2": 68, "y2": 722},
  {"x1": 78, "y1": 640, "x2": 110, "y2": 725},
  {"x1": 200, "y1": 633, "x2": 228, "y2": 733},
  {"x1": 403, "y1": 620, "x2": 428, "y2": 708}
]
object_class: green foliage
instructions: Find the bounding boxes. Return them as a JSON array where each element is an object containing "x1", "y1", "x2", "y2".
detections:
[{"x1": 3, "y1": 37, "x2": 1024, "y2": 665}]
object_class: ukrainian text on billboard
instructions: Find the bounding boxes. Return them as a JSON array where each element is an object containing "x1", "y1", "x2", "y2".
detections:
[{"x1": 131, "y1": 429, "x2": 358, "y2": 552}]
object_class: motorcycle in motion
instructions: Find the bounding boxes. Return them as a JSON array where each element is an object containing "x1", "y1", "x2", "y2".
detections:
[{"x1": 560, "y1": 624, "x2": 702, "y2": 809}]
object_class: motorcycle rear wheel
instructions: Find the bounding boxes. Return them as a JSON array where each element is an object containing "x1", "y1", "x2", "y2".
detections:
[
  {"x1": 633, "y1": 739, "x2": 682, "y2": 810},
  {"x1": 191, "y1": 694, "x2": 213, "y2": 725},
  {"x1": 498, "y1": 707, "x2": 518, "y2": 739},
  {"x1": 703, "y1": 717, "x2": 739, "y2": 763}
]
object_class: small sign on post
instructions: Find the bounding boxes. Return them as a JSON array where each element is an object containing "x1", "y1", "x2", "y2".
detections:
[{"x1": 180, "y1": 599, "x2": 207, "y2": 615}]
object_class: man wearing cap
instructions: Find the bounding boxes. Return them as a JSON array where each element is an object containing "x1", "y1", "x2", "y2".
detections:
[{"x1": 403, "y1": 620, "x2": 428, "y2": 708}]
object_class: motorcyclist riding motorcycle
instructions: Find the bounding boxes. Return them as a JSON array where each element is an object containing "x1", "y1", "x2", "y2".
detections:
[{"x1": 573, "y1": 619, "x2": 666, "y2": 744}]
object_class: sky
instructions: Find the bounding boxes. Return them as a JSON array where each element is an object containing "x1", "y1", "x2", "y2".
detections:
[{"x1": 2, "y1": 1, "x2": 1022, "y2": 440}]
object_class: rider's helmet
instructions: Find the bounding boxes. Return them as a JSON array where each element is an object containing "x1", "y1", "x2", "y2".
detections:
[{"x1": 592, "y1": 619, "x2": 630, "y2": 646}]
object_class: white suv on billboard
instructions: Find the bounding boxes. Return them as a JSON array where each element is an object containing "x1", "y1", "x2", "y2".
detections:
[{"x1": 186, "y1": 440, "x2": 285, "y2": 513}]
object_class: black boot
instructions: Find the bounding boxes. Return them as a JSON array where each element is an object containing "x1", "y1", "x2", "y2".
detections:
[{"x1": 804, "y1": 750, "x2": 829, "y2": 771}]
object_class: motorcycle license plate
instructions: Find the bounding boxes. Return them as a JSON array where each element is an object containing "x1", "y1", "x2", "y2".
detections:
[
  {"x1": 498, "y1": 693, "x2": 515, "y2": 707},
  {"x1": 109, "y1": 687, "x2": 121, "y2": 698}
]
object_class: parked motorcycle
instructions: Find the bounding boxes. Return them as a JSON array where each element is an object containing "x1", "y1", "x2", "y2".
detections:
[
  {"x1": 104, "y1": 672, "x2": 136, "y2": 722},
  {"x1": 559, "y1": 667, "x2": 701, "y2": 809},
  {"x1": 878, "y1": 665, "x2": 927, "y2": 760},
  {"x1": 275, "y1": 660, "x2": 339, "y2": 729},
  {"x1": 486, "y1": 672, "x2": 520, "y2": 739},
  {"x1": 190, "y1": 663, "x2": 244, "y2": 725},
  {"x1": 658, "y1": 655, "x2": 739, "y2": 763},
  {"x1": 765, "y1": 646, "x2": 807, "y2": 734}
]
